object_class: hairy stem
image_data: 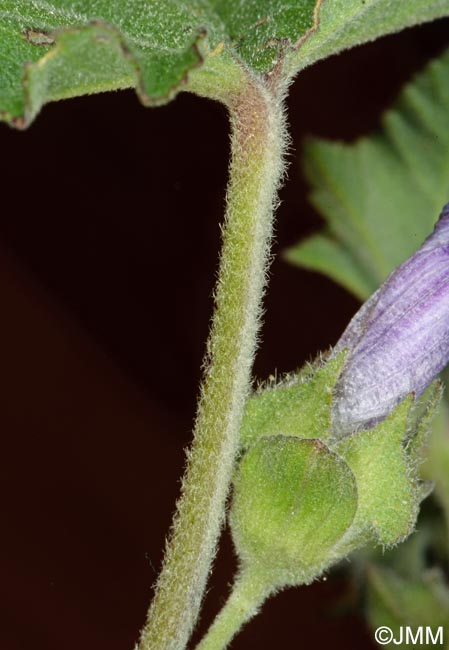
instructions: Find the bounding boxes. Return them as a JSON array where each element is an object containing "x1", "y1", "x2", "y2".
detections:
[
  {"x1": 138, "y1": 75, "x2": 287, "y2": 650},
  {"x1": 195, "y1": 570, "x2": 272, "y2": 650}
]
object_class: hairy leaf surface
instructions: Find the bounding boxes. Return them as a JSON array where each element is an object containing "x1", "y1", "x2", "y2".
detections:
[{"x1": 1, "y1": 1, "x2": 449, "y2": 126}]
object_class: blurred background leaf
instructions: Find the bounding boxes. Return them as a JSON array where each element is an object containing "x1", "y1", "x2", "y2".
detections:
[
  {"x1": 366, "y1": 563, "x2": 449, "y2": 648},
  {"x1": 286, "y1": 47, "x2": 449, "y2": 300}
]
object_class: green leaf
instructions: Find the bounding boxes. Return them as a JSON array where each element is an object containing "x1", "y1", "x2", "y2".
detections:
[
  {"x1": 0, "y1": 0, "x2": 241, "y2": 126},
  {"x1": 285, "y1": 1, "x2": 449, "y2": 78},
  {"x1": 287, "y1": 48, "x2": 449, "y2": 299},
  {"x1": 206, "y1": 0, "x2": 316, "y2": 73},
  {"x1": 240, "y1": 351, "x2": 346, "y2": 447},
  {"x1": 2, "y1": 1, "x2": 449, "y2": 127},
  {"x1": 366, "y1": 564, "x2": 449, "y2": 647},
  {"x1": 335, "y1": 398, "x2": 421, "y2": 547},
  {"x1": 230, "y1": 436, "x2": 358, "y2": 586},
  {"x1": 0, "y1": 0, "x2": 319, "y2": 125}
]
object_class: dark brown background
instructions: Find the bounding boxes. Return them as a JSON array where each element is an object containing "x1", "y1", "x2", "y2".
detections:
[{"x1": 1, "y1": 18, "x2": 449, "y2": 650}]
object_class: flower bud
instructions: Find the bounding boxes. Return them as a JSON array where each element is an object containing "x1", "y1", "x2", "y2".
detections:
[{"x1": 332, "y1": 203, "x2": 449, "y2": 436}]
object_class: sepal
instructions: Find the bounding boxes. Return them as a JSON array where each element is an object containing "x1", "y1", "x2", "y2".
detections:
[
  {"x1": 230, "y1": 436, "x2": 358, "y2": 587},
  {"x1": 240, "y1": 352, "x2": 346, "y2": 447},
  {"x1": 334, "y1": 398, "x2": 418, "y2": 547}
]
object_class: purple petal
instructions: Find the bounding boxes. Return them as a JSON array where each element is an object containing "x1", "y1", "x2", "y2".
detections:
[{"x1": 332, "y1": 203, "x2": 449, "y2": 435}]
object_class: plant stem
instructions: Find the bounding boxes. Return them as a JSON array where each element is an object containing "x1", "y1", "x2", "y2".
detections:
[
  {"x1": 195, "y1": 570, "x2": 272, "y2": 650},
  {"x1": 138, "y1": 75, "x2": 287, "y2": 650}
]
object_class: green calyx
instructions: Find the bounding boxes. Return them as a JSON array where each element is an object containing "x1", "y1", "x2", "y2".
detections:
[
  {"x1": 230, "y1": 435, "x2": 358, "y2": 587},
  {"x1": 239, "y1": 351, "x2": 347, "y2": 447},
  {"x1": 230, "y1": 354, "x2": 442, "y2": 592}
]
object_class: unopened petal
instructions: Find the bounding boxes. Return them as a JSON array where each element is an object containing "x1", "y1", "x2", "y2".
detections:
[{"x1": 332, "y1": 204, "x2": 449, "y2": 436}]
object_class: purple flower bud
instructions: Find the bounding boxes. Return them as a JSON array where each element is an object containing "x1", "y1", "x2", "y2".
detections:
[{"x1": 332, "y1": 203, "x2": 449, "y2": 436}]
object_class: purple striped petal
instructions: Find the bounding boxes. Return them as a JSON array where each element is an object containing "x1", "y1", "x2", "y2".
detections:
[{"x1": 332, "y1": 203, "x2": 449, "y2": 436}]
